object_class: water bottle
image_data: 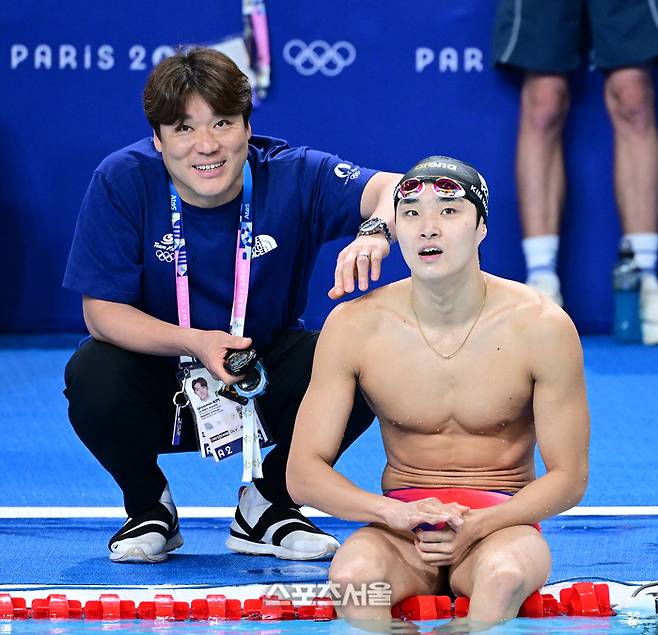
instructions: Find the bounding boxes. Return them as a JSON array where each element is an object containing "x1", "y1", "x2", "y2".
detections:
[{"x1": 612, "y1": 240, "x2": 642, "y2": 342}]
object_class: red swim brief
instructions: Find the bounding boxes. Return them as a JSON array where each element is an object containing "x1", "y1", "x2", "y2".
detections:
[{"x1": 384, "y1": 487, "x2": 541, "y2": 532}]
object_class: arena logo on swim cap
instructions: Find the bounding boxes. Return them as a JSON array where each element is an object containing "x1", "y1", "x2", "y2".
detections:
[{"x1": 416, "y1": 160, "x2": 458, "y2": 171}]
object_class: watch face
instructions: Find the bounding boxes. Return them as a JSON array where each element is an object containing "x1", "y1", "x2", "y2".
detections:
[
  {"x1": 225, "y1": 349, "x2": 257, "y2": 375},
  {"x1": 360, "y1": 219, "x2": 381, "y2": 232}
]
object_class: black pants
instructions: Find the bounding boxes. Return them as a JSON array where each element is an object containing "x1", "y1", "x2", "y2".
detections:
[{"x1": 64, "y1": 330, "x2": 374, "y2": 517}]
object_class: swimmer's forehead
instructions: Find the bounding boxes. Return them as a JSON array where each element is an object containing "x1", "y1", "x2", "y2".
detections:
[{"x1": 398, "y1": 196, "x2": 470, "y2": 208}]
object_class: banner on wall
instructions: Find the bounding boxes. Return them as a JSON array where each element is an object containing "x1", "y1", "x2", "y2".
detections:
[
  {"x1": 3, "y1": 1, "x2": 633, "y2": 334},
  {"x1": 8, "y1": 0, "x2": 272, "y2": 100}
]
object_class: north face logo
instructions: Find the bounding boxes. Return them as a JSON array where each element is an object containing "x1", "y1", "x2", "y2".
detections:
[{"x1": 252, "y1": 235, "x2": 278, "y2": 259}]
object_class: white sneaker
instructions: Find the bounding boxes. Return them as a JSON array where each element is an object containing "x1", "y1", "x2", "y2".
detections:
[
  {"x1": 225, "y1": 484, "x2": 340, "y2": 560},
  {"x1": 640, "y1": 274, "x2": 658, "y2": 345},
  {"x1": 108, "y1": 485, "x2": 183, "y2": 563},
  {"x1": 526, "y1": 272, "x2": 563, "y2": 307}
]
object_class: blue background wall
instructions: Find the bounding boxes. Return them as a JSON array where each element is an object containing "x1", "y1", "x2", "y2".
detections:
[{"x1": 3, "y1": 1, "x2": 654, "y2": 334}]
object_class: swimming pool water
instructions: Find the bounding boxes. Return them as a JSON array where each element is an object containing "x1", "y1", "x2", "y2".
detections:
[{"x1": 1, "y1": 615, "x2": 657, "y2": 635}]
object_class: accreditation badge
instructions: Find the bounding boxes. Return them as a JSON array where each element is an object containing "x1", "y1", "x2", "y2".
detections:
[{"x1": 183, "y1": 366, "x2": 271, "y2": 463}]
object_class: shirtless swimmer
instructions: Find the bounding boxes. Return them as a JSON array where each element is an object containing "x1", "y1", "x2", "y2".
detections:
[{"x1": 287, "y1": 156, "x2": 590, "y2": 632}]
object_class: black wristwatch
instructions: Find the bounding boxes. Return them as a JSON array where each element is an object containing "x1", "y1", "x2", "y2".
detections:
[{"x1": 357, "y1": 217, "x2": 392, "y2": 243}]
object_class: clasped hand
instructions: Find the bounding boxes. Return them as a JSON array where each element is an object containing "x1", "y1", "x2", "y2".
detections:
[
  {"x1": 382, "y1": 497, "x2": 467, "y2": 533},
  {"x1": 382, "y1": 497, "x2": 478, "y2": 567},
  {"x1": 414, "y1": 507, "x2": 483, "y2": 568}
]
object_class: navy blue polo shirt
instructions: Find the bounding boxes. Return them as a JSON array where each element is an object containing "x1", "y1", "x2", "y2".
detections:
[{"x1": 64, "y1": 135, "x2": 376, "y2": 351}]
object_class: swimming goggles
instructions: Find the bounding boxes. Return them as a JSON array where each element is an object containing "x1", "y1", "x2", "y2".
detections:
[{"x1": 398, "y1": 176, "x2": 466, "y2": 200}]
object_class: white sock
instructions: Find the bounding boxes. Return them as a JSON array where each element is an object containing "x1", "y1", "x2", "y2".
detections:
[
  {"x1": 159, "y1": 484, "x2": 176, "y2": 518},
  {"x1": 522, "y1": 235, "x2": 559, "y2": 278},
  {"x1": 623, "y1": 233, "x2": 658, "y2": 277},
  {"x1": 239, "y1": 484, "x2": 271, "y2": 526}
]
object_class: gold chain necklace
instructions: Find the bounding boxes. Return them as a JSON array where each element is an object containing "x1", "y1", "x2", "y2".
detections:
[{"x1": 411, "y1": 274, "x2": 488, "y2": 360}]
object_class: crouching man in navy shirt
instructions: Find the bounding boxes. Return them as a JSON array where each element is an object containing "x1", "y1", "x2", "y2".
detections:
[{"x1": 63, "y1": 48, "x2": 400, "y2": 564}]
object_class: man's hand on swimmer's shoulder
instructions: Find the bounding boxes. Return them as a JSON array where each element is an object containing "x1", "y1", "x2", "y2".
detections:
[
  {"x1": 187, "y1": 329, "x2": 253, "y2": 385},
  {"x1": 414, "y1": 508, "x2": 485, "y2": 567},
  {"x1": 329, "y1": 234, "x2": 390, "y2": 300},
  {"x1": 379, "y1": 497, "x2": 469, "y2": 533}
]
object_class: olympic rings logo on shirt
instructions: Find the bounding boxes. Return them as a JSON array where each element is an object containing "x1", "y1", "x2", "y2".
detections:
[
  {"x1": 155, "y1": 249, "x2": 175, "y2": 263},
  {"x1": 283, "y1": 40, "x2": 356, "y2": 76}
]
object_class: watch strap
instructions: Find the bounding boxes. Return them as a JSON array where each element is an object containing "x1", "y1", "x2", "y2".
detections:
[{"x1": 357, "y1": 218, "x2": 392, "y2": 243}]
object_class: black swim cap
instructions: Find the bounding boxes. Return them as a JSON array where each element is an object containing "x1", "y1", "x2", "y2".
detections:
[{"x1": 394, "y1": 156, "x2": 489, "y2": 223}]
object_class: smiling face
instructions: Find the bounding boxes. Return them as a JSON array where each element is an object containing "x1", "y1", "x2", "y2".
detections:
[
  {"x1": 396, "y1": 187, "x2": 487, "y2": 281},
  {"x1": 192, "y1": 380, "x2": 210, "y2": 401},
  {"x1": 153, "y1": 93, "x2": 251, "y2": 208}
]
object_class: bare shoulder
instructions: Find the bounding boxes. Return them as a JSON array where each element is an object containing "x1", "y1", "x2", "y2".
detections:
[
  {"x1": 488, "y1": 274, "x2": 583, "y2": 373},
  {"x1": 489, "y1": 274, "x2": 575, "y2": 331},
  {"x1": 318, "y1": 281, "x2": 409, "y2": 375},
  {"x1": 324, "y1": 279, "x2": 410, "y2": 338}
]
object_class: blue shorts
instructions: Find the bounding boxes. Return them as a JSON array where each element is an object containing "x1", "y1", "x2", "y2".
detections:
[{"x1": 493, "y1": 0, "x2": 658, "y2": 72}]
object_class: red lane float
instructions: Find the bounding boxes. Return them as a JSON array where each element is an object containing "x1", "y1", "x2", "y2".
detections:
[{"x1": 0, "y1": 583, "x2": 615, "y2": 622}]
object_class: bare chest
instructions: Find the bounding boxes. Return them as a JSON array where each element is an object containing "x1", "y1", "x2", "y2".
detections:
[{"x1": 358, "y1": 325, "x2": 533, "y2": 435}]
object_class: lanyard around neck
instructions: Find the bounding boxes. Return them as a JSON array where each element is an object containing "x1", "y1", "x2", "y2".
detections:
[{"x1": 169, "y1": 161, "x2": 254, "y2": 348}]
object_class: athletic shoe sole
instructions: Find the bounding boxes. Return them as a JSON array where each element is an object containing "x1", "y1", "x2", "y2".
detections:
[
  {"x1": 109, "y1": 532, "x2": 184, "y2": 564},
  {"x1": 225, "y1": 534, "x2": 338, "y2": 561}
]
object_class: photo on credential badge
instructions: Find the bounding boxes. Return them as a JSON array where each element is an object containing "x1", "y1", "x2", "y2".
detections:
[{"x1": 184, "y1": 367, "x2": 269, "y2": 462}]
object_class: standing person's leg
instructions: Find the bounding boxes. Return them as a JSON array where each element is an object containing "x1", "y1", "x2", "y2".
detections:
[
  {"x1": 604, "y1": 66, "x2": 658, "y2": 343},
  {"x1": 493, "y1": 0, "x2": 584, "y2": 307},
  {"x1": 516, "y1": 73, "x2": 570, "y2": 305},
  {"x1": 64, "y1": 339, "x2": 196, "y2": 562},
  {"x1": 590, "y1": 0, "x2": 658, "y2": 343},
  {"x1": 605, "y1": 66, "x2": 658, "y2": 236},
  {"x1": 226, "y1": 330, "x2": 374, "y2": 560}
]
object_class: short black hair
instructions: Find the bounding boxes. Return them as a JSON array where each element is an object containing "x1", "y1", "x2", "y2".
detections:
[
  {"x1": 144, "y1": 47, "x2": 253, "y2": 139},
  {"x1": 192, "y1": 377, "x2": 208, "y2": 390}
]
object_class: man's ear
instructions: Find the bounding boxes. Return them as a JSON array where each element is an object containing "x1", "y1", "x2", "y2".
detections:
[
  {"x1": 153, "y1": 130, "x2": 162, "y2": 152},
  {"x1": 477, "y1": 221, "x2": 487, "y2": 246}
]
